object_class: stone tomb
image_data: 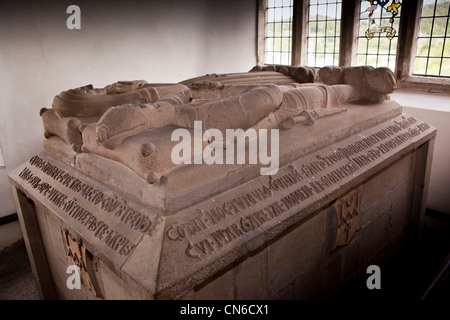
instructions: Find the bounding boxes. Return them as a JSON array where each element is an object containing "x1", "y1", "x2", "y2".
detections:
[{"x1": 8, "y1": 66, "x2": 436, "y2": 299}]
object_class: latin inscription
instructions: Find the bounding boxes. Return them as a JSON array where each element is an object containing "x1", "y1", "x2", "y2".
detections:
[
  {"x1": 18, "y1": 155, "x2": 155, "y2": 257},
  {"x1": 165, "y1": 116, "x2": 431, "y2": 260}
]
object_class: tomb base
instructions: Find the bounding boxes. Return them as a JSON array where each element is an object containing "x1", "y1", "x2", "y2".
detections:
[{"x1": 9, "y1": 101, "x2": 436, "y2": 299}]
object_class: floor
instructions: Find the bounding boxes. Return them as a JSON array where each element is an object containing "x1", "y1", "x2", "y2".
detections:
[
  {"x1": 0, "y1": 210, "x2": 448, "y2": 301},
  {"x1": 0, "y1": 220, "x2": 39, "y2": 300}
]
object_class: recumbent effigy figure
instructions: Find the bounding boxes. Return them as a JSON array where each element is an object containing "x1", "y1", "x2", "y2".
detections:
[
  {"x1": 86, "y1": 65, "x2": 396, "y2": 149},
  {"x1": 41, "y1": 65, "x2": 397, "y2": 184}
]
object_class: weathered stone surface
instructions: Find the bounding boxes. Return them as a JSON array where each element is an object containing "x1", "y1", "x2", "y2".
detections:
[
  {"x1": 120, "y1": 217, "x2": 165, "y2": 297},
  {"x1": 361, "y1": 152, "x2": 413, "y2": 207},
  {"x1": 53, "y1": 82, "x2": 188, "y2": 117},
  {"x1": 100, "y1": 260, "x2": 140, "y2": 300},
  {"x1": 194, "y1": 267, "x2": 235, "y2": 300},
  {"x1": 294, "y1": 265, "x2": 324, "y2": 299},
  {"x1": 320, "y1": 251, "x2": 343, "y2": 297},
  {"x1": 9, "y1": 110, "x2": 436, "y2": 299},
  {"x1": 8, "y1": 66, "x2": 436, "y2": 300},
  {"x1": 42, "y1": 136, "x2": 77, "y2": 166},
  {"x1": 10, "y1": 153, "x2": 157, "y2": 271},
  {"x1": 360, "y1": 207, "x2": 391, "y2": 263},
  {"x1": 42, "y1": 207, "x2": 66, "y2": 264},
  {"x1": 340, "y1": 238, "x2": 362, "y2": 283},
  {"x1": 234, "y1": 249, "x2": 266, "y2": 300},
  {"x1": 390, "y1": 192, "x2": 410, "y2": 236},
  {"x1": 267, "y1": 211, "x2": 325, "y2": 297},
  {"x1": 270, "y1": 283, "x2": 294, "y2": 300}
]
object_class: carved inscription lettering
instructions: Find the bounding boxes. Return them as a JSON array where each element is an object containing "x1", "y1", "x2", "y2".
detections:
[
  {"x1": 17, "y1": 156, "x2": 156, "y2": 256},
  {"x1": 165, "y1": 116, "x2": 431, "y2": 260}
]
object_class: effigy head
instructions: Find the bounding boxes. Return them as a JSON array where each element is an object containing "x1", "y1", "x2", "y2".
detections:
[
  {"x1": 340, "y1": 66, "x2": 397, "y2": 103},
  {"x1": 320, "y1": 65, "x2": 397, "y2": 103},
  {"x1": 75, "y1": 86, "x2": 107, "y2": 95},
  {"x1": 250, "y1": 64, "x2": 316, "y2": 83},
  {"x1": 189, "y1": 81, "x2": 226, "y2": 104},
  {"x1": 104, "y1": 80, "x2": 149, "y2": 94},
  {"x1": 364, "y1": 67, "x2": 397, "y2": 95},
  {"x1": 318, "y1": 66, "x2": 344, "y2": 85}
]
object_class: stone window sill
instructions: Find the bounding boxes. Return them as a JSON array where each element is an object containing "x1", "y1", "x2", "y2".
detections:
[
  {"x1": 391, "y1": 90, "x2": 450, "y2": 113},
  {"x1": 397, "y1": 76, "x2": 450, "y2": 95}
]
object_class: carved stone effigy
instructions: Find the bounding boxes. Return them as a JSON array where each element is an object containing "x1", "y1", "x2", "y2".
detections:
[{"x1": 9, "y1": 65, "x2": 436, "y2": 300}]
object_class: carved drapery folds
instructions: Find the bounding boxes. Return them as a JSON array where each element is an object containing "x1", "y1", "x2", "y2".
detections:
[{"x1": 40, "y1": 65, "x2": 397, "y2": 184}]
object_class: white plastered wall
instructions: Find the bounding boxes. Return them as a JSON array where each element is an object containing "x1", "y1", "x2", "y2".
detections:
[
  {"x1": 0, "y1": 0, "x2": 257, "y2": 218},
  {"x1": 392, "y1": 91, "x2": 450, "y2": 215}
]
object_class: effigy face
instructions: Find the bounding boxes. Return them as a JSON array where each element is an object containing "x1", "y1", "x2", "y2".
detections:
[{"x1": 8, "y1": 65, "x2": 435, "y2": 300}]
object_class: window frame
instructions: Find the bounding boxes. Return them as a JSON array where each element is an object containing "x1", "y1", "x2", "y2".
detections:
[
  {"x1": 305, "y1": 0, "x2": 343, "y2": 68},
  {"x1": 264, "y1": 0, "x2": 294, "y2": 65},
  {"x1": 257, "y1": 0, "x2": 450, "y2": 94}
]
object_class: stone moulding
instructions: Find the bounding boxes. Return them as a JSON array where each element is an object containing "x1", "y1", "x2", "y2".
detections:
[
  {"x1": 8, "y1": 110, "x2": 436, "y2": 299},
  {"x1": 7, "y1": 65, "x2": 437, "y2": 299}
]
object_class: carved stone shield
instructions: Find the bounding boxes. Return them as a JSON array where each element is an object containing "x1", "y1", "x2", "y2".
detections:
[
  {"x1": 64, "y1": 229, "x2": 102, "y2": 297},
  {"x1": 332, "y1": 185, "x2": 363, "y2": 250}
]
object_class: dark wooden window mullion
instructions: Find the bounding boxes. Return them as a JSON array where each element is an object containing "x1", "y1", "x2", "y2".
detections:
[
  {"x1": 291, "y1": 0, "x2": 308, "y2": 66},
  {"x1": 395, "y1": 0, "x2": 422, "y2": 79},
  {"x1": 438, "y1": 3, "x2": 450, "y2": 75},
  {"x1": 339, "y1": 0, "x2": 360, "y2": 67}
]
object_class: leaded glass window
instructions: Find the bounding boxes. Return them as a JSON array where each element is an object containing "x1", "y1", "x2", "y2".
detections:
[
  {"x1": 265, "y1": 0, "x2": 294, "y2": 65},
  {"x1": 306, "y1": 0, "x2": 342, "y2": 67},
  {"x1": 414, "y1": 0, "x2": 450, "y2": 77},
  {"x1": 357, "y1": 0, "x2": 402, "y2": 70}
]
